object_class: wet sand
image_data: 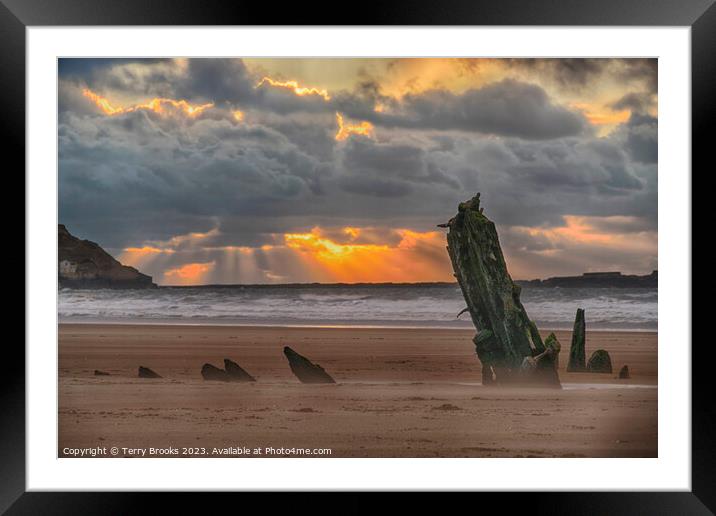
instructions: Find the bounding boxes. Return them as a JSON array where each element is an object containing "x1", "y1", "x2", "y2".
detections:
[{"x1": 59, "y1": 324, "x2": 657, "y2": 458}]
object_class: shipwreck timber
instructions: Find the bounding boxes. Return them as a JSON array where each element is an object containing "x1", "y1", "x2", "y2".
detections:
[{"x1": 442, "y1": 193, "x2": 560, "y2": 387}]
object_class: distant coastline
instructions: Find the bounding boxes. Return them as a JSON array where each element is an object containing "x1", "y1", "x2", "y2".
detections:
[
  {"x1": 149, "y1": 270, "x2": 658, "y2": 289},
  {"x1": 515, "y1": 270, "x2": 657, "y2": 289}
]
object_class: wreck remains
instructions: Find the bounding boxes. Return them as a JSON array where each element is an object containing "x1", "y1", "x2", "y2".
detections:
[
  {"x1": 567, "y1": 308, "x2": 587, "y2": 372},
  {"x1": 283, "y1": 346, "x2": 336, "y2": 384},
  {"x1": 441, "y1": 193, "x2": 560, "y2": 387}
]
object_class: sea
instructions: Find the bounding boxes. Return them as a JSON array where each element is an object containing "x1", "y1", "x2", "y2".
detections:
[{"x1": 58, "y1": 283, "x2": 657, "y2": 331}]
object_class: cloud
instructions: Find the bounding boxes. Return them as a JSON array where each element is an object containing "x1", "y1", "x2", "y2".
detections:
[
  {"x1": 618, "y1": 113, "x2": 658, "y2": 164},
  {"x1": 608, "y1": 92, "x2": 657, "y2": 115},
  {"x1": 341, "y1": 138, "x2": 461, "y2": 189},
  {"x1": 502, "y1": 58, "x2": 606, "y2": 89},
  {"x1": 163, "y1": 261, "x2": 216, "y2": 285},
  {"x1": 501, "y1": 215, "x2": 658, "y2": 279},
  {"x1": 370, "y1": 79, "x2": 587, "y2": 139},
  {"x1": 58, "y1": 58, "x2": 658, "y2": 282}
]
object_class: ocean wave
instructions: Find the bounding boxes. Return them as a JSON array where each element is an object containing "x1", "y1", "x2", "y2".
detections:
[{"x1": 58, "y1": 284, "x2": 657, "y2": 330}]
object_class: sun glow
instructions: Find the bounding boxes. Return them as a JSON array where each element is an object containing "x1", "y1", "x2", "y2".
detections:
[
  {"x1": 514, "y1": 215, "x2": 655, "y2": 250},
  {"x1": 283, "y1": 226, "x2": 452, "y2": 283},
  {"x1": 569, "y1": 102, "x2": 631, "y2": 135},
  {"x1": 82, "y1": 88, "x2": 214, "y2": 117},
  {"x1": 335, "y1": 112, "x2": 374, "y2": 141},
  {"x1": 256, "y1": 76, "x2": 331, "y2": 101},
  {"x1": 163, "y1": 261, "x2": 215, "y2": 285}
]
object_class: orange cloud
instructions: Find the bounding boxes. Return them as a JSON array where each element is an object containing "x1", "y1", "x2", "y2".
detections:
[
  {"x1": 123, "y1": 246, "x2": 174, "y2": 255},
  {"x1": 256, "y1": 76, "x2": 330, "y2": 101},
  {"x1": 119, "y1": 246, "x2": 176, "y2": 270},
  {"x1": 158, "y1": 228, "x2": 220, "y2": 249},
  {"x1": 335, "y1": 112, "x2": 374, "y2": 141},
  {"x1": 505, "y1": 215, "x2": 657, "y2": 279},
  {"x1": 569, "y1": 102, "x2": 631, "y2": 135},
  {"x1": 121, "y1": 226, "x2": 452, "y2": 284},
  {"x1": 118, "y1": 228, "x2": 220, "y2": 273},
  {"x1": 163, "y1": 261, "x2": 215, "y2": 285},
  {"x1": 513, "y1": 215, "x2": 656, "y2": 251},
  {"x1": 82, "y1": 88, "x2": 125, "y2": 115},
  {"x1": 82, "y1": 88, "x2": 214, "y2": 117},
  {"x1": 120, "y1": 218, "x2": 655, "y2": 285},
  {"x1": 283, "y1": 226, "x2": 452, "y2": 283}
]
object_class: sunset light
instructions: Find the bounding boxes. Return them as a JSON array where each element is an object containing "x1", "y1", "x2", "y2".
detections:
[
  {"x1": 256, "y1": 76, "x2": 331, "y2": 101},
  {"x1": 57, "y1": 57, "x2": 661, "y2": 462},
  {"x1": 335, "y1": 112, "x2": 374, "y2": 141},
  {"x1": 513, "y1": 215, "x2": 655, "y2": 252},
  {"x1": 569, "y1": 102, "x2": 631, "y2": 135},
  {"x1": 163, "y1": 261, "x2": 215, "y2": 285},
  {"x1": 283, "y1": 226, "x2": 453, "y2": 283},
  {"x1": 82, "y1": 88, "x2": 214, "y2": 117},
  {"x1": 63, "y1": 58, "x2": 658, "y2": 285}
]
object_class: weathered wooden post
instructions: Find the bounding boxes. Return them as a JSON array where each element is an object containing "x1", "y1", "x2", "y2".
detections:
[
  {"x1": 440, "y1": 193, "x2": 560, "y2": 387},
  {"x1": 567, "y1": 308, "x2": 587, "y2": 371}
]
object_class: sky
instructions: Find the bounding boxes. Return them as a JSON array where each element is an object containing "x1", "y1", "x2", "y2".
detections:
[{"x1": 58, "y1": 58, "x2": 658, "y2": 285}]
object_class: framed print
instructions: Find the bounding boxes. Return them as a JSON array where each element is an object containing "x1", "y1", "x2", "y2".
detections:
[{"x1": 5, "y1": 0, "x2": 712, "y2": 512}]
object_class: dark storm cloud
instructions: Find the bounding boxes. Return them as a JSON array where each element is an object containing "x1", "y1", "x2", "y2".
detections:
[
  {"x1": 618, "y1": 59, "x2": 658, "y2": 94},
  {"x1": 619, "y1": 114, "x2": 658, "y2": 164},
  {"x1": 499, "y1": 137, "x2": 643, "y2": 194},
  {"x1": 440, "y1": 131, "x2": 655, "y2": 229},
  {"x1": 368, "y1": 80, "x2": 587, "y2": 140},
  {"x1": 58, "y1": 107, "x2": 332, "y2": 247},
  {"x1": 482, "y1": 58, "x2": 657, "y2": 95},
  {"x1": 58, "y1": 58, "x2": 170, "y2": 78},
  {"x1": 174, "y1": 58, "x2": 255, "y2": 104},
  {"x1": 264, "y1": 118, "x2": 336, "y2": 162},
  {"x1": 338, "y1": 175, "x2": 414, "y2": 198},
  {"x1": 76, "y1": 59, "x2": 185, "y2": 99},
  {"x1": 62, "y1": 59, "x2": 589, "y2": 140},
  {"x1": 57, "y1": 58, "x2": 657, "y2": 279},
  {"x1": 342, "y1": 139, "x2": 461, "y2": 189},
  {"x1": 505, "y1": 58, "x2": 606, "y2": 88}
]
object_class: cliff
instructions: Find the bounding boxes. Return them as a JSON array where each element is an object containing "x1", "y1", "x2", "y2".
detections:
[{"x1": 58, "y1": 224, "x2": 157, "y2": 289}]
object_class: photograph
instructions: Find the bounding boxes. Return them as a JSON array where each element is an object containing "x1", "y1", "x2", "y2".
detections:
[{"x1": 57, "y1": 57, "x2": 658, "y2": 459}]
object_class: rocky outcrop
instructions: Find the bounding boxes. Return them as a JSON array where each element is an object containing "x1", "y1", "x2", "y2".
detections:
[
  {"x1": 587, "y1": 350, "x2": 613, "y2": 373},
  {"x1": 618, "y1": 365, "x2": 630, "y2": 379},
  {"x1": 567, "y1": 308, "x2": 586, "y2": 372},
  {"x1": 441, "y1": 193, "x2": 559, "y2": 387},
  {"x1": 283, "y1": 346, "x2": 336, "y2": 384},
  {"x1": 201, "y1": 363, "x2": 230, "y2": 381},
  {"x1": 138, "y1": 366, "x2": 162, "y2": 378},
  {"x1": 59, "y1": 224, "x2": 157, "y2": 289},
  {"x1": 224, "y1": 359, "x2": 257, "y2": 382}
]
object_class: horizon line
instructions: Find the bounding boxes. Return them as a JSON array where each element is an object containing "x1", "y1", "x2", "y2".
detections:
[{"x1": 157, "y1": 270, "x2": 658, "y2": 288}]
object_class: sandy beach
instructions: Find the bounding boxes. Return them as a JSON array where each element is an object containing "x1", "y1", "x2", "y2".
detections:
[{"x1": 59, "y1": 323, "x2": 657, "y2": 458}]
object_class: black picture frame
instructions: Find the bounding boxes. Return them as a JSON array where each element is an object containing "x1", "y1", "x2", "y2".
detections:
[{"x1": 5, "y1": 0, "x2": 711, "y2": 512}]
